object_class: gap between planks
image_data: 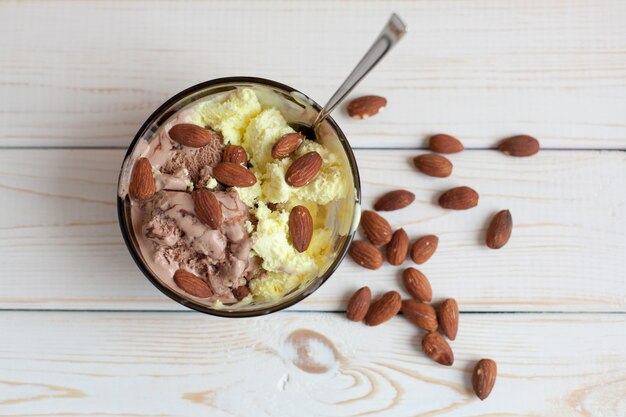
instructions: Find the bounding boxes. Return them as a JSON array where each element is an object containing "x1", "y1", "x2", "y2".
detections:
[
  {"x1": 0, "y1": 309, "x2": 625, "y2": 315},
  {"x1": 0, "y1": 146, "x2": 624, "y2": 151}
]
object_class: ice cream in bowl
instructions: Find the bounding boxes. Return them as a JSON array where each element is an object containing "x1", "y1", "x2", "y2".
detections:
[{"x1": 117, "y1": 77, "x2": 361, "y2": 317}]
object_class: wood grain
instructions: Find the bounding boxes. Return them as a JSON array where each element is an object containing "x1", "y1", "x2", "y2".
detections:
[
  {"x1": 1, "y1": 1, "x2": 625, "y2": 148},
  {"x1": 0, "y1": 311, "x2": 624, "y2": 416},
  {"x1": 1, "y1": 1, "x2": 625, "y2": 414},
  {"x1": 0, "y1": 149, "x2": 624, "y2": 312}
]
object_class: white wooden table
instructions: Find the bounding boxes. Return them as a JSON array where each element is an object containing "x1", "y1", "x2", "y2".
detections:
[{"x1": 1, "y1": 1, "x2": 625, "y2": 416}]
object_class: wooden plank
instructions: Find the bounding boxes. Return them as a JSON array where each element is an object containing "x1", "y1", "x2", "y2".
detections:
[
  {"x1": 0, "y1": 149, "x2": 624, "y2": 312},
  {"x1": 0, "y1": 311, "x2": 624, "y2": 416},
  {"x1": 1, "y1": 1, "x2": 626, "y2": 148}
]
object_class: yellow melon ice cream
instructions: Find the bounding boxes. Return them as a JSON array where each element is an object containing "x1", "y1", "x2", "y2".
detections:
[
  {"x1": 190, "y1": 88, "x2": 262, "y2": 146},
  {"x1": 222, "y1": 92, "x2": 348, "y2": 301}
]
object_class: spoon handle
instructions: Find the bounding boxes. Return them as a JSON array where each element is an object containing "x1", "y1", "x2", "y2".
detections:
[{"x1": 313, "y1": 13, "x2": 407, "y2": 128}]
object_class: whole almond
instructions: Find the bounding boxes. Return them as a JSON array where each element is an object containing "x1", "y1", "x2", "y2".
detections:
[
  {"x1": 429, "y1": 134, "x2": 464, "y2": 154},
  {"x1": 374, "y1": 190, "x2": 416, "y2": 211},
  {"x1": 365, "y1": 291, "x2": 401, "y2": 326},
  {"x1": 346, "y1": 286, "x2": 372, "y2": 322},
  {"x1": 402, "y1": 268, "x2": 432, "y2": 302},
  {"x1": 272, "y1": 133, "x2": 304, "y2": 159},
  {"x1": 360, "y1": 210, "x2": 393, "y2": 246},
  {"x1": 472, "y1": 359, "x2": 497, "y2": 400},
  {"x1": 289, "y1": 205, "x2": 313, "y2": 252},
  {"x1": 410, "y1": 235, "x2": 439, "y2": 265},
  {"x1": 223, "y1": 144, "x2": 248, "y2": 165},
  {"x1": 498, "y1": 135, "x2": 539, "y2": 157},
  {"x1": 192, "y1": 189, "x2": 222, "y2": 229},
  {"x1": 402, "y1": 300, "x2": 438, "y2": 332},
  {"x1": 173, "y1": 269, "x2": 213, "y2": 298},
  {"x1": 347, "y1": 95, "x2": 387, "y2": 119},
  {"x1": 386, "y1": 228, "x2": 409, "y2": 265},
  {"x1": 422, "y1": 332, "x2": 454, "y2": 366},
  {"x1": 232, "y1": 285, "x2": 250, "y2": 301},
  {"x1": 413, "y1": 154, "x2": 453, "y2": 177},
  {"x1": 213, "y1": 162, "x2": 257, "y2": 187},
  {"x1": 348, "y1": 240, "x2": 383, "y2": 270},
  {"x1": 438, "y1": 186, "x2": 479, "y2": 210},
  {"x1": 169, "y1": 123, "x2": 218, "y2": 148},
  {"x1": 486, "y1": 209, "x2": 513, "y2": 249},
  {"x1": 129, "y1": 157, "x2": 156, "y2": 201},
  {"x1": 285, "y1": 151, "x2": 323, "y2": 187},
  {"x1": 439, "y1": 298, "x2": 459, "y2": 341}
]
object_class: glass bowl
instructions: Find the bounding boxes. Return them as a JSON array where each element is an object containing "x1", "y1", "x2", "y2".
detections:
[{"x1": 117, "y1": 77, "x2": 361, "y2": 317}]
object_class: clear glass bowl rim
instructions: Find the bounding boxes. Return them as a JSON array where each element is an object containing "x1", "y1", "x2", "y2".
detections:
[{"x1": 117, "y1": 76, "x2": 362, "y2": 318}]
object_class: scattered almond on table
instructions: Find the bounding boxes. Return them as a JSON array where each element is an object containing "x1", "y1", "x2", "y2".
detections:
[
  {"x1": 422, "y1": 331, "x2": 454, "y2": 366},
  {"x1": 402, "y1": 300, "x2": 438, "y2": 332},
  {"x1": 348, "y1": 240, "x2": 383, "y2": 270},
  {"x1": 438, "y1": 186, "x2": 479, "y2": 210},
  {"x1": 360, "y1": 210, "x2": 393, "y2": 246},
  {"x1": 344, "y1": 97, "x2": 542, "y2": 400},
  {"x1": 402, "y1": 267, "x2": 432, "y2": 302},
  {"x1": 438, "y1": 298, "x2": 459, "y2": 341},
  {"x1": 498, "y1": 134, "x2": 540, "y2": 157},
  {"x1": 365, "y1": 291, "x2": 402, "y2": 326},
  {"x1": 410, "y1": 235, "x2": 439, "y2": 265},
  {"x1": 413, "y1": 153, "x2": 453, "y2": 177},
  {"x1": 429, "y1": 133, "x2": 464, "y2": 154},
  {"x1": 472, "y1": 358, "x2": 497, "y2": 400},
  {"x1": 346, "y1": 286, "x2": 372, "y2": 322},
  {"x1": 374, "y1": 189, "x2": 415, "y2": 211},
  {"x1": 347, "y1": 95, "x2": 387, "y2": 119},
  {"x1": 486, "y1": 209, "x2": 513, "y2": 249},
  {"x1": 386, "y1": 229, "x2": 409, "y2": 265}
]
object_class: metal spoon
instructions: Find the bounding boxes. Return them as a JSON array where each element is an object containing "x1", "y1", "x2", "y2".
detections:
[{"x1": 292, "y1": 13, "x2": 407, "y2": 139}]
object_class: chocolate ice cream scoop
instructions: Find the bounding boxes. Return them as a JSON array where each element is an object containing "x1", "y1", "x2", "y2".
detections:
[{"x1": 133, "y1": 189, "x2": 254, "y2": 303}]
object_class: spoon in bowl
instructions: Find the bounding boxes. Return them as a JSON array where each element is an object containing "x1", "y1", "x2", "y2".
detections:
[{"x1": 291, "y1": 13, "x2": 407, "y2": 139}]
